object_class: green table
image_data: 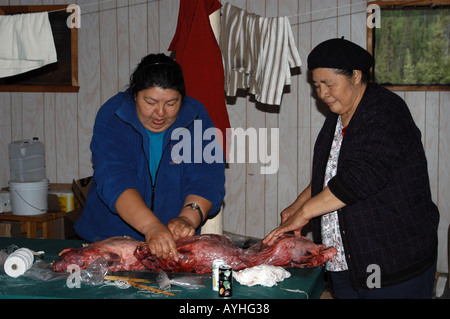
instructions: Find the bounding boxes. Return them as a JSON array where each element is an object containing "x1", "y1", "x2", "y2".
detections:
[{"x1": 0, "y1": 237, "x2": 325, "y2": 300}]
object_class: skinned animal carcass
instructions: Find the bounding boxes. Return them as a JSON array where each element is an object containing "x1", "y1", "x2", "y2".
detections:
[
  {"x1": 52, "y1": 236, "x2": 146, "y2": 273},
  {"x1": 134, "y1": 234, "x2": 337, "y2": 274},
  {"x1": 52, "y1": 234, "x2": 336, "y2": 274}
]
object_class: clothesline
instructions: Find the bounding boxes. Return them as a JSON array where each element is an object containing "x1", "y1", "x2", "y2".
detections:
[
  {"x1": 47, "y1": 0, "x2": 161, "y2": 14},
  {"x1": 44, "y1": 0, "x2": 371, "y2": 22},
  {"x1": 286, "y1": 1, "x2": 367, "y2": 19}
]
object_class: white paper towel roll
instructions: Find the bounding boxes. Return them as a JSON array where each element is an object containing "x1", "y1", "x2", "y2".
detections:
[{"x1": 4, "y1": 248, "x2": 34, "y2": 278}]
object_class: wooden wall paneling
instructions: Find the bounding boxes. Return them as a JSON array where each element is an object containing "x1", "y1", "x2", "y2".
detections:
[
  {"x1": 44, "y1": 92, "x2": 56, "y2": 182},
  {"x1": 55, "y1": 93, "x2": 78, "y2": 182},
  {"x1": 438, "y1": 92, "x2": 450, "y2": 273},
  {"x1": 338, "y1": 0, "x2": 351, "y2": 39},
  {"x1": 0, "y1": 93, "x2": 12, "y2": 184},
  {"x1": 425, "y1": 92, "x2": 440, "y2": 203},
  {"x1": 258, "y1": 0, "x2": 282, "y2": 237},
  {"x1": 117, "y1": 0, "x2": 130, "y2": 90},
  {"x1": 311, "y1": 0, "x2": 338, "y2": 46},
  {"x1": 128, "y1": 0, "x2": 148, "y2": 70},
  {"x1": 222, "y1": 0, "x2": 247, "y2": 236},
  {"x1": 405, "y1": 92, "x2": 426, "y2": 145},
  {"x1": 100, "y1": 0, "x2": 119, "y2": 104},
  {"x1": 224, "y1": 97, "x2": 247, "y2": 236},
  {"x1": 297, "y1": 0, "x2": 312, "y2": 197},
  {"x1": 277, "y1": 0, "x2": 300, "y2": 234},
  {"x1": 76, "y1": 0, "x2": 99, "y2": 179},
  {"x1": 147, "y1": 0, "x2": 160, "y2": 54},
  {"x1": 242, "y1": 0, "x2": 268, "y2": 239},
  {"x1": 22, "y1": 93, "x2": 44, "y2": 141},
  {"x1": 159, "y1": 0, "x2": 177, "y2": 56},
  {"x1": 350, "y1": 0, "x2": 367, "y2": 47},
  {"x1": 260, "y1": 0, "x2": 280, "y2": 239},
  {"x1": 45, "y1": 0, "x2": 62, "y2": 182},
  {"x1": 10, "y1": 93, "x2": 22, "y2": 141}
]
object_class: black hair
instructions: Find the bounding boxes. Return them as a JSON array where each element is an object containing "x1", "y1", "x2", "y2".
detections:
[
  {"x1": 332, "y1": 68, "x2": 370, "y2": 84},
  {"x1": 129, "y1": 53, "x2": 186, "y2": 99}
]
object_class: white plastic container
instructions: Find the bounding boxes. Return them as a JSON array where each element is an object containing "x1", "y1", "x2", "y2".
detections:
[
  {"x1": 0, "y1": 191, "x2": 12, "y2": 213},
  {"x1": 8, "y1": 138, "x2": 46, "y2": 182},
  {"x1": 9, "y1": 179, "x2": 49, "y2": 216}
]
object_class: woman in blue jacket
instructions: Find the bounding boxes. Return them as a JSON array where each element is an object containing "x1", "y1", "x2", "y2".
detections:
[{"x1": 75, "y1": 53, "x2": 225, "y2": 261}]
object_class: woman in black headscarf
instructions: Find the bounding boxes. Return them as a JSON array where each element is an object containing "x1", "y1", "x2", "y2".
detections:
[{"x1": 263, "y1": 38, "x2": 439, "y2": 299}]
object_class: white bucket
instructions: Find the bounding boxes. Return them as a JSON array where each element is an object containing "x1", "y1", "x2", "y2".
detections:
[{"x1": 9, "y1": 179, "x2": 49, "y2": 216}]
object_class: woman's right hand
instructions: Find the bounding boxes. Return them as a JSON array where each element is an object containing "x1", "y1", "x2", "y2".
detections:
[
  {"x1": 280, "y1": 205, "x2": 298, "y2": 224},
  {"x1": 143, "y1": 222, "x2": 179, "y2": 262},
  {"x1": 115, "y1": 189, "x2": 180, "y2": 262}
]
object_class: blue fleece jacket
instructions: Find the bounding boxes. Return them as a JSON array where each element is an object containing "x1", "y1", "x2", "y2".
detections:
[{"x1": 74, "y1": 89, "x2": 225, "y2": 242}]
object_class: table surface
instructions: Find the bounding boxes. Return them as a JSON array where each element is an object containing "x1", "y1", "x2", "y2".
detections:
[{"x1": 0, "y1": 237, "x2": 325, "y2": 299}]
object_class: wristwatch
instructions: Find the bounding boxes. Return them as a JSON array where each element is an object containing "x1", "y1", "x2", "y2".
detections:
[{"x1": 184, "y1": 203, "x2": 204, "y2": 222}]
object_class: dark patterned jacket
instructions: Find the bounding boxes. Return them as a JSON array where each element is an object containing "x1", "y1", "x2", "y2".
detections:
[{"x1": 311, "y1": 83, "x2": 439, "y2": 289}]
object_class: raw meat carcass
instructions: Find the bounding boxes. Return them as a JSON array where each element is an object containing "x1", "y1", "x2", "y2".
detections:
[
  {"x1": 135, "y1": 234, "x2": 337, "y2": 274},
  {"x1": 52, "y1": 236, "x2": 146, "y2": 272},
  {"x1": 52, "y1": 234, "x2": 336, "y2": 274}
]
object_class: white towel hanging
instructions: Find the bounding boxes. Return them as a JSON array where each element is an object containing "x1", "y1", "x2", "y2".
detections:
[{"x1": 0, "y1": 12, "x2": 57, "y2": 78}]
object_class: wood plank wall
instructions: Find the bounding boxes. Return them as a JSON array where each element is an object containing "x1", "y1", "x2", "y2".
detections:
[{"x1": 0, "y1": 0, "x2": 448, "y2": 273}]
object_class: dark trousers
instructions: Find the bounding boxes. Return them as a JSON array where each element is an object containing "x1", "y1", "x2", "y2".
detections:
[{"x1": 329, "y1": 262, "x2": 436, "y2": 299}]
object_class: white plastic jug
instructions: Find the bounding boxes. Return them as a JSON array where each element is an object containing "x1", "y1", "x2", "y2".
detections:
[{"x1": 8, "y1": 138, "x2": 46, "y2": 182}]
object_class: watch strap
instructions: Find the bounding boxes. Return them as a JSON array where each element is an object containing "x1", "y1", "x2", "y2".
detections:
[{"x1": 184, "y1": 203, "x2": 204, "y2": 222}]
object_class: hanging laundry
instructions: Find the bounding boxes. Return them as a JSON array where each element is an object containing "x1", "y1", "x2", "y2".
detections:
[
  {"x1": 219, "y1": 2, "x2": 302, "y2": 106},
  {"x1": 169, "y1": 0, "x2": 231, "y2": 158},
  {"x1": 0, "y1": 12, "x2": 57, "y2": 78}
]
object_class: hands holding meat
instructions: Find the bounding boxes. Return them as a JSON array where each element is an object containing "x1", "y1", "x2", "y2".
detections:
[
  {"x1": 263, "y1": 205, "x2": 310, "y2": 246},
  {"x1": 263, "y1": 184, "x2": 346, "y2": 246},
  {"x1": 115, "y1": 190, "x2": 210, "y2": 262},
  {"x1": 143, "y1": 216, "x2": 196, "y2": 262},
  {"x1": 136, "y1": 215, "x2": 198, "y2": 262}
]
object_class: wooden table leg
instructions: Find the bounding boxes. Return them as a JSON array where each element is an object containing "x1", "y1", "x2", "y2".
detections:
[
  {"x1": 48, "y1": 221, "x2": 53, "y2": 239},
  {"x1": 26, "y1": 221, "x2": 37, "y2": 239},
  {"x1": 42, "y1": 221, "x2": 52, "y2": 239}
]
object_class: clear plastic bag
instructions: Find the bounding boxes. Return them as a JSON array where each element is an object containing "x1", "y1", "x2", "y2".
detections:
[
  {"x1": 23, "y1": 257, "x2": 108, "y2": 285},
  {"x1": 79, "y1": 257, "x2": 109, "y2": 285},
  {"x1": 157, "y1": 270, "x2": 206, "y2": 290},
  {"x1": 24, "y1": 260, "x2": 69, "y2": 282}
]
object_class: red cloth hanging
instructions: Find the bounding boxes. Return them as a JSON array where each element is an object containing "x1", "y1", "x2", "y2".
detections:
[{"x1": 169, "y1": 0, "x2": 231, "y2": 159}]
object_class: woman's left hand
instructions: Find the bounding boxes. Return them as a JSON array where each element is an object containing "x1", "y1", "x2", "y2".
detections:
[
  {"x1": 262, "y1": 209, "x2": 310, "y2": 246},
  {"x1": 168, "y1": 216, "x2": 196, "y2": 240}
]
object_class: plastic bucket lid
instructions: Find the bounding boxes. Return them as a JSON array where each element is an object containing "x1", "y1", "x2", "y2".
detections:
[{"x1": 9, "y1": 179, "x2": 49, "y2": 216}]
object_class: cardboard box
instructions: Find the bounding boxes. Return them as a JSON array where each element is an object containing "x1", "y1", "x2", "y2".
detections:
[
  {"x1": 48, "y1": 182, "x2": 86, "y2": 239},
  {"x1": 71, "y1": 176, "x2": 92, "y2": 208}
]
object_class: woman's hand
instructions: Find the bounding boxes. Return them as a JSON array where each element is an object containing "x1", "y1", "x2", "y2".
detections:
[
  {"x1": 263, "y1": 186, "x2": 347, "y2": 246},
  {"x1": 280, "y1": 204, "x2": 298, "y2": 224},
  {"x1": 262, "y1": 208, "x2": 310, "y2": 246},
  {"x1": 169, "y1": 195, "x2": 212, "y2": 240},
  {"x1": 115, "y1": 189, "x2": 179, "y2": 261},
  {"x1": 143, "y1": 222, "x2": 179, "y2": 262},
  {"x1": 168, "y1": 216, "x2": 196, "y2": 240}
]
